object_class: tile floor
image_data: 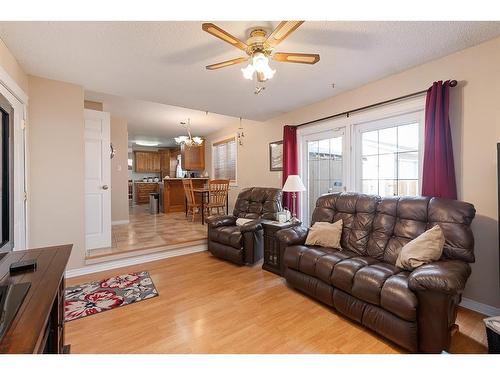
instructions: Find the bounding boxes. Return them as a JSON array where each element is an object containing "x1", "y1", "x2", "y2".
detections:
[{"x1": 87, "y1": 204, "x2": 207, "y2": 259}]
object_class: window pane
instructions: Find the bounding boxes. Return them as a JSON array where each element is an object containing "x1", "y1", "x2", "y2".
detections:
[
  {"x1": 398, "y1": 123, "x2": 419, "y2": 151},
  {"x1": 308, "y1": 160, "x2": 319, "y2": 182},
  {"x1": 308, "y1": 141, "x2": 319, "y2": 160},
  {"x1": 319, "y1": 159, "x2": 329, "y2": 180},
  {"x1": 330, "y1": 160, "x2": 343, "y2": 184},
  {"x1": 318, "y1": 139, "x2": 330, "y2": 159},
  {"x1": 362, "y1": 180, "x2": 378, "y2": 195},
  {"x1": 379, "y1": 180, "x2": 396, "y2": 196},
  {"x1": 379, "y1": 153, "x2": 397, "y2": 179},
  {"x1": 362, "y1": 131, "x2": 378, "y2": 156},
  {"x1": 398, "y1": 152, "x2": 418, "y2": 179},
  {"x1": 319, "y1": 180, "x2": 330, "y2": 196},
  {"x1": 330, "y1": 137, "x2": 342, "y2": 157},
  {"x1": 398, "y1": 180, "x2": 418, "y2": 195},
  {"x1": 362, "y1": 155, "x2": 378, "y2": 179},
  {"x1": 378, "y1": 127, "x2": 398, "y2": 154}
]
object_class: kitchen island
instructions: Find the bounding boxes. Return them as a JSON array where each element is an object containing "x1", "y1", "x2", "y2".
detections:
[{"x1": 162, "y1": 178, "x2": 209, "y2": 213}]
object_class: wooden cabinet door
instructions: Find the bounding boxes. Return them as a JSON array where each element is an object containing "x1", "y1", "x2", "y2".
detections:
[
  {"x1": 134, "y1": 151, "x2": 161, "y2": 172},
  {"x1": 151, "y1": 152, "x2": 161, "y2": 172},
  {"x1": 181, "y1": 143, "x2": 205, "y2": 171}
]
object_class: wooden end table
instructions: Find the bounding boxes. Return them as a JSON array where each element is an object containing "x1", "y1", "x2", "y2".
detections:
[{"x1": 261, "y1": 220, "x2": 302, "y2": 275}]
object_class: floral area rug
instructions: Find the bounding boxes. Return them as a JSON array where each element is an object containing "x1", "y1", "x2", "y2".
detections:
[{"x1": 64, "y1": 271, "x2": 158, "y2": 322}]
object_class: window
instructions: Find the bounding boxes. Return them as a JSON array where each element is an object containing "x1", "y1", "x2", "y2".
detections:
[
  {"x1": 356, "y1": 111, "x2": 422, "y2": 196},
  {"x1": 212, "y1": 137, "x2": 237, "y2": 183}
]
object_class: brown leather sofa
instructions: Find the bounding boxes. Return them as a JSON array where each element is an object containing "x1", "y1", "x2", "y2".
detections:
[
  {"x1": 206, "y1": 187, "x2": 282, "y2": 265},
  {"x1": 276, "y1": 192, "x2": 475, "y2": 353}
]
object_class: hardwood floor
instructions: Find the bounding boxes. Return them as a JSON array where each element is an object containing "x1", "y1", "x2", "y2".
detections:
[
  {"x1": 87, "y1": 205, "x2": 206, "y2": 258},
  {"x1": 66, "y1": 251, "x2": 488, "y2": 354}
]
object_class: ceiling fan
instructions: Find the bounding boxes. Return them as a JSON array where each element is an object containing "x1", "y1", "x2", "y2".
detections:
[{"x1": 202, "y1": 21, "x2": 320, "y2": 83}]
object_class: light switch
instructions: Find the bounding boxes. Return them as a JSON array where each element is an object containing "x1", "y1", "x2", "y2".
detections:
[{"x1": 117, "y1": 165, "x2": 122, "y2": 172}]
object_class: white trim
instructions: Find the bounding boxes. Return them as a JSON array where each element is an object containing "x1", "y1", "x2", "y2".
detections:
[
  {"x1": 0, "y1": 64, "x2": 28, "y2": 105},
  {"x1": 112, "y1": 219, "x2": 129, "y2": 225},
  {"x1": 460, "y1": 297, "x2": 500, "y2": 317},
  {"x1": 0, "y1": 65, "x2": 28, "y2": 250},
  {"x1": 66, "y1": 243, "x2": 207, "y2": 278}
]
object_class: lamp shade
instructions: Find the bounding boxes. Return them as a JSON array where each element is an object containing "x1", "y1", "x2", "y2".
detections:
[{"x1": 283, "y1": 175, "x2": 306, "y2": 192}]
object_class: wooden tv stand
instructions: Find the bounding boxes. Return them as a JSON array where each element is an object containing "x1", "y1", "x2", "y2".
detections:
[{"x1": 0, "y1": 244, "x2": 72, "y2": 354}]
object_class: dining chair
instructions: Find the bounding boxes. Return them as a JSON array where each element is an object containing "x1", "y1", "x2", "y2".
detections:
[
  {"x1": 206, "y1": 179, "x2": 230, "y2": 216},
  {"x1": 182, "y1": 179, "x2": 202, "y2": 222}
]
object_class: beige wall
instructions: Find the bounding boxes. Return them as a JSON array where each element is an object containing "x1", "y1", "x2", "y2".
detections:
[
  {"x1": 205, "y1": 36, "x2": 500, "y2": 309},
  {"x1": 27, "y1": 75, "x2": 86, "y2": 270},
  {"x1": 0, "y1": 38, "x2": 29, "y2": 94},
  {"x1": 110, "y1": 116, "x2": 129, "y2": 222}
]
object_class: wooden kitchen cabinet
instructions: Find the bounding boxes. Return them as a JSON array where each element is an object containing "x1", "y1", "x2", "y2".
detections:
[
  {"x1": 158, "y1": 149, "x2": 171, "y2": 178},
  {"x1": 181, "y1": 143, "x2": 205, "y2": 171},
  {"x1": 134, "y1": 182, "x2": 159, "y2": 204},
  {"x1": 134, "y1": 151, "x2": 161, "y2": 172}
]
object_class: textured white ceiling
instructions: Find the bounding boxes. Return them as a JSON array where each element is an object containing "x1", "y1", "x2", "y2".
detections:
[{"x1": 1, "y1": 21, "x2": 500, "y2": 122}]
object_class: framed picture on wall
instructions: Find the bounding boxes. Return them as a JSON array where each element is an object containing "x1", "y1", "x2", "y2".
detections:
[{"x1": 269, "y1": 140, "x2": 283, "y2": 171}]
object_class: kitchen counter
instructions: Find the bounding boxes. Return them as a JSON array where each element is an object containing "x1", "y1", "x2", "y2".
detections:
[
  {"x1": 162, "y1": 178, "x2": 208, "y2": 213},
  {"x1": 163, "y1": 177, "x2": 209, "y2": 180}
]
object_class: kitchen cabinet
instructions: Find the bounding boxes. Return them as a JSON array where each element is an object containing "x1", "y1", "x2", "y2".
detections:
[
  {"x1": 134, "y1": 151, "x2": 161, "y2": 173},
  {"x1": 158, "y1": 149, "x2": 171, "y2": 178},
  {"x1": 181, "y1": 143, "x2": 205, "y2": 171},
  {"x1": 135, "y1": 182, "x2": 159, "y2": 204}
]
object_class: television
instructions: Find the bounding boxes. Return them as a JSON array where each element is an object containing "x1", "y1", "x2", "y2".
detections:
[{"x1": 0, "y1": 93, "x2": 13, "y2": 252}]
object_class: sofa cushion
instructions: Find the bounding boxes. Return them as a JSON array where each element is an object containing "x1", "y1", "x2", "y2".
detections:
[
  {"x1": 380, "y1": 272, "x2": 417, "y2": 321},
  {"x1": 305, "y1": 220, "x2": 343, "y2": 249},
  {"x1": 209, "y1": 225, "x2": 242, "y2": 249},
  {"x1": 396, "y1": 225, "x2": 445, "y2": 270},
  {"x1": 284, "y1": 244, "x2": 418, "y2": 322}
]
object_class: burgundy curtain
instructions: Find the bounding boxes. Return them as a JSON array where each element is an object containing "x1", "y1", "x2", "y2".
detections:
[
  {"x1": 282, "y1": 125, "x2": 298, "y2": 212},
  {"x1": 421, "y1": 80, "x2": 457, "y2": 199}
]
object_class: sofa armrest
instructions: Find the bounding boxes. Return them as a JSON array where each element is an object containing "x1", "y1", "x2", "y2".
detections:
[
  {"x1": 408, "y1": 260, "x2": 471, "y2": 295},
  {"x1": 206, "y1": 215, "x2": 237, "y2": 229},
  {"x1": 240, "y1": 220, "x2": 263, "y2": 233},
  {"x1": 276, "y1": 226, "x2": 309, "y2": 247}
]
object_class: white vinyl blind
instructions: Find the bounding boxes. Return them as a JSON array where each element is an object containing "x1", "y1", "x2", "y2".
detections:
[{"x1": 213, "y1": 137, "x2": 236, "y2": 181}]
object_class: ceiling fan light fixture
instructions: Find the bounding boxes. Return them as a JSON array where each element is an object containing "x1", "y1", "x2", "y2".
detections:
[{"x1": 241, "y1": 64, "x2": 255, "y2": 80}]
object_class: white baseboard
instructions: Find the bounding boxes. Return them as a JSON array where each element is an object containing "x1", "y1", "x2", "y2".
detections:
[
  {"x1": 66, "y1": 244, "x2": 207, "y2": 278},
  {"x1": 460, "y1": 297, "x2": 500, "y2": 317},
  {"x1": 112, "y1": 219, "x2": 129, "y2": 225}
]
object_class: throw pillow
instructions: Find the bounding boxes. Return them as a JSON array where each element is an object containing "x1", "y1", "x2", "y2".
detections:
[
  {"x1": 396, "y1": 225, "x2": 445, "y2": 271},
  {"x1": 305, "y1": 219, "x2": 343, "y2": 249}
]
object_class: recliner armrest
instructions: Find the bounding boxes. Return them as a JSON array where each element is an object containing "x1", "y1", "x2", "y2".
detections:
[
  {"x1": 240, "y1": 220, "x2": 263, "y2": 233},
  {"x1": 206, "y1": 215, "x2": 237, "y2": 229},
  {"x1": 275, "y1": 226, "x2": 309, "y2": 247},
  {"x1": 408, "y1": 260, "x2": 471, "y2": 295}
]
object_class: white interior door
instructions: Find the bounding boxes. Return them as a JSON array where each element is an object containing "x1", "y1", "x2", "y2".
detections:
[
  {"x1": 300, "y1": 127, "x2": 348, "y2": 226},
  {"x1": 84, "y1": 109, "x2": 111, "y2": 250}
]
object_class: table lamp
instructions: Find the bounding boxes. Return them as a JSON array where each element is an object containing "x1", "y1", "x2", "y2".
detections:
[{"x1": 282, "y1": 175, "x2": 306, "y2": 223}]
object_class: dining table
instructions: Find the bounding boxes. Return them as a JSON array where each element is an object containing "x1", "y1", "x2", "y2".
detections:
[{"x1": 186, "y1": 187, "x2": 229, "y2": 225}]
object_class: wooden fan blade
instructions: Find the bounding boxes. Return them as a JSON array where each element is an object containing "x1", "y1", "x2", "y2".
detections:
[
  {"x1": 272, "y1": 52, "x2": 320, "y2": 64},
  {"x1": 206, "y1": 57, "x2": 248, "y2": 70},
  {"x1": 266, "y1": 21, "x2": 304, "y2": 48},
  {"x1": 202, "y1": 23, "x2": 248, "y2": 52}
]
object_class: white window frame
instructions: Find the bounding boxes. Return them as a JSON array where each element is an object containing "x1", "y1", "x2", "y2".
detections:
[
  {"x1": 297, "y1": 96, "x2": 425, "y2": 221},
  {"x1": 353, "y1": 109, "x2": 425, "y2": 195},
  {"x1": 210, "y1": 134, "x2": 238, "y2": 186}
]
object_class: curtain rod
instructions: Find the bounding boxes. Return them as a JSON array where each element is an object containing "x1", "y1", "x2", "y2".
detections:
[{"x1": 295, "y1": 79, "x2": 457, "y2": 128}]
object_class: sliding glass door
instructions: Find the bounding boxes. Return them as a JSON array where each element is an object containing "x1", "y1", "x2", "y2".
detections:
[{"x1": 301, "y1": 128, "x2": 347, "y2": 225}]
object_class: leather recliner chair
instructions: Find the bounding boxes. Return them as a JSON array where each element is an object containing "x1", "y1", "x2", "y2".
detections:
[
  {"x1": 276, "y1": 192, "x2": 476, "y2": 353},
  {"x1": 206, "y1": 187, "x2": 282, "y2": 265}
]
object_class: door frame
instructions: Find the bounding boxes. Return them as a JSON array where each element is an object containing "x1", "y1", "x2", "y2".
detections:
[{"x1": 0, "y1": 64, "x2": 28, "y2": 250}]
